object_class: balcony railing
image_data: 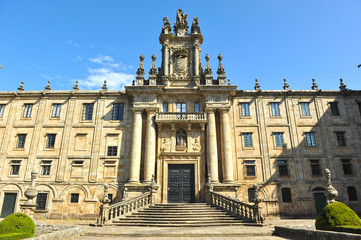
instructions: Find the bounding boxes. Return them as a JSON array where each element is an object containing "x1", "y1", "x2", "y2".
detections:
[{"x1": 155, "y1": 112, "x2": 207, "y2": 122}]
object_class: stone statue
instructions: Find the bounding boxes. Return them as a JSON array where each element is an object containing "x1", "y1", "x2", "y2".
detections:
[
  {"x1": 162, "y1": 17, "x2": 172, "y2": 34},
  {"x1": 160, "y1": 138, "x2": 170, "y2": 152},
  {"x1": 174, "y1": 9, "x2": 189, "y2": 34},
  {"x1": 176, "y1": 129, "x2": 187, "y2": 146},
  {"x1": 192, "y1": 138, "x2": 201, "y2": 151},
  {"x1": 191, "y1": 17, "x2": 201, "y2": 34}
]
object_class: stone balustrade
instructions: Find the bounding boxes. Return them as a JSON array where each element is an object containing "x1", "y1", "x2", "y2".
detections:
[
  {"x1": 155, "y1": 112, "x2": 207, "y2": 122},
  {"x1": 98, "y1": 191, "x2": 152, "y2": 225},
  {"x1": 206, "y1": 191, "x2": 264, "y2": 224}
]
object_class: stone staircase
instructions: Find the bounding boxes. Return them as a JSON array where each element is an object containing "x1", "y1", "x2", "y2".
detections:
[{"x1": 112, "y1": 203, "x2": 248, "y2": 227}]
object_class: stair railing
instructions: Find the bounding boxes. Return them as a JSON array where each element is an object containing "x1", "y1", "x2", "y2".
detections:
[
  {"x1": 205, "y1": 176, "x2": 264, "y2": 224},
  {"x1": 97, "y1": 177, "x2": 158, "y2": 225}
]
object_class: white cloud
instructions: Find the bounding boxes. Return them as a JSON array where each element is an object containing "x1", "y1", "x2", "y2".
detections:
[
  {"x1": 73, "y1": 55, "x2": 135, "y2": 90},
  {"x1": 39, "y1": 74, "x2": 53, "y2": 80},
  {"x1": 67, "y1": 40, "x2": 80, "y2": 48}
]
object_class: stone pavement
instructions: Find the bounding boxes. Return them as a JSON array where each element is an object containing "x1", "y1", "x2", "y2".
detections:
[{"x1": 34, "y1": 218, "x2": 314, "y2": 239}]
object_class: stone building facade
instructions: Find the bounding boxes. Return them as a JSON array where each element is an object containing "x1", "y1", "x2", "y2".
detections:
[{"x1": 0, "y1": 10, "x2": 360, "y2": 219}]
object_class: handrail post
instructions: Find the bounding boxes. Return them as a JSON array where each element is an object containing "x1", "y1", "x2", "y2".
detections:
[{"x1": 149, "y1": 174, "x2": 159, "y2": 205}]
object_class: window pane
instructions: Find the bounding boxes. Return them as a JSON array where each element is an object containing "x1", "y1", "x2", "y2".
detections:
[
  {"x1": 336, "y1": 132, "x2": 346, "y2": 147},
  {"x1": 241, "y1": 103, "x2": 250, "y2": 116},
  {"x1": 70, "y1": 193, "x2": 79, "y2": 203},
  {"x1": 330, "y1": 102, "x2": 340, "y2": 116},
  {"x1": 83, "y1": 103, "x2": 94, "y2": 120},
  {"x1": 347, "y1": 187, "x2": 358, "y2": 201},
  {"x1": 23, "y1": 104, "x2": 33, "y2": 118},
  {"x1": 52, "y1": 104, "x2": 61, "y2": 118},
  {"x1": 0, "y1": 104, "x2": 5, "y2": 118},
  {"x1": 36, "y1": 193, "x2": 48, "y2": 210},
  {"x1": 163, "y1": 103, "x2": 168, "y2": 112},
  {"x1": 47, "y1": 134, "x2": 56, "y2": 148},
  {"x1": 282, "y1": 188, "x2": 292, "y2": 202},
  {"x1": 310, "y1": 160, "x2": 321, "y2": 176},
  {"x1": 107, "y1": 146, "x2": 118, "y2": 156},
  {"x1": 243, "y1": 133, "x2": 253, "y2": 147},
  {"x1": 112, "y1": 103, "x2": 124, "y2": 120},
  {"x1": 275, "y1": 133, "x2": 284, "y2": 147},
  {"x1": 271, "y1": 103, "x2": 280, "y2": 116},
  {"x1": 301, "y1": 103, "x2": 311, "y2": 116},
  {"x1": 17, "y1": 134, "x2": 26, "y2": 148},
  {"x1": 278, "y1": 160, "x2": 288, "y2": 176},
  {"x1": 194, "y1": 102, "x2": 200, "y2": 112},
  {"x1": 306, "y1": 132, "x2": 316, "y2": 147},
  {"x1": 342, "y1": 159, "x2": 353, "y2": 175}
]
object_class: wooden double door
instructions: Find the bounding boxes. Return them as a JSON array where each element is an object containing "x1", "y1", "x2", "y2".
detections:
[{"x1": 168, "y1": 164, "x2": 195, "y2": 203}]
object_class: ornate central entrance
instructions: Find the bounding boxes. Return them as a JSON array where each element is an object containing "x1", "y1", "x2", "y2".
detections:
[{"x1": 168, "y1": 164, "x2": 195, "y2": 203}]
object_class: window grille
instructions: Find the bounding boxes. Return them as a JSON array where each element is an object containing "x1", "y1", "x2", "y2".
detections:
[{"x1": 245, "y1": 160, "x2": 256, "y2": 176}]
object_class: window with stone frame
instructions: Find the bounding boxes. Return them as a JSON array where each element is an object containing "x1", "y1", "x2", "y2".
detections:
[
  {"x1": 112, "y1": 103, "x2": 124, "y2": 120},
  {"x1": 82, "y1": 103, "x2": 94, "y2": 120},
  {"x1": 51, "y1": 104, "x2": 61, "y2": 118},
  {"x1": 46, "y1": 134, "x2": 56, "y2": 148},
  {"x1": 70, "y1": 193, "x2": 79, "y2": 203},
  {"x1": 335, "y1": 131, "x2": 346, "y2": 147},
  {"x1": 16, "y1": 134, "x2": 27, "y2": 149},
  {"x1": 310, "y1": 160, "x2": 321, "y2": 176},
  {"x1": 107, "y1": 146, "x2": 118, "y2": 156},
  {"x1": 240, "y1": 103, "x2": 250, "y2": 116},
  {"x1": 23, "y1": 104, "x2": 33, "y2": 118},
  {"x1": 270, "y1": 102, "x2": 281, "y2": 116},
  {"x1": 281, "y1": 188, "x2": 292, "y2": 202},
  {"x1": 278, "y1": 160, "x2": 289, "y2": 176},
  {"x1": 41, "y1": 161, "x2": 52, "y2": 176},
  {"x1": 163, "y1": 102, "x2": 168, "y2": 112},
  {"x1": 347, "y1": 186, "x2": 358, "y2": 201},
  {"x1": 248, "y1": 188, "x2": 256, "y2": 203},
  {"x1": 330, "y1": 102, "x2": 340, "y2": 116},
  {"x1": 10, "y1": 160, "x2": 21, "y2": 175},
  {"x1": 244, "y1": 160, "x2": 256, "y2": 177},
  {"x1": 194, "y1": 102, "x2": 200, "y2": 112},
  {"x1": 342, "y1": 159, "x2": 353, "y2": 175},
  {"x1": 0, "y1": 104, "x2": 5, "y2": 118},
  {"x1": 36, "y1": 193, "x2": 48, "y2": 210},
  {"x1": 243, "y1": 133, "x2": 253, "y2": 148},
  {"x1": 274, "y1": 132, "x2": 285, "y2": 147},
  {"x1": 300, "y1": 102, "x2": 311, "y2": 116},
  {"x1": 305, "y1": 132, "x2": 316, "y2": 147}
]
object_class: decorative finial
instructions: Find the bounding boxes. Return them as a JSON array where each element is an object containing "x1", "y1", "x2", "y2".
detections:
[
  {"x1": 204, "y1": 54, "x2": 212, "y2": 74},
  {"x1": 228, "y1": 79, "x2": 231, "y2": 85},
  {"x1": 254, "y1": 79, "x2": 261, "y2": 91},
  {"x1": 339, "y1": 78, "x2": 347, "y2": 91},
  {"x1": 18, "y1": 81, "x2": 24, "y2": 91},
  {"x1": 162, "y1": 16, "x2": 172, "y2": 34},
  {"x1": 132, "y1": 80, "x2": 135, "y2": 86},
  {"x1": 324, "y1": 168, "x2": 338, "y2": 204},
  {"x1": 102, "y1": 80, "x2": 107, "y2": 91},
  {"x1": 311, "y1": 78, "x2": 318, "y2": 91},
  {"x1": 136, "y1": 54, "x2": 145, "y2": 76},
  {"x1": 73, "y1": 80, "x2": 79, "y2": 91},
  {"x1": 217, "y1": 54, "x2": 225, "y2": 75},
  {"x1": 283, "y1": 78, "x2": 290, "y2": 90},
  {"x1": 174, "y1": 9, "x2": 189, "y2": 35},
  {"x1": 149, "y1": 54, "x2": 157, "y2": 75},
  {"x1": 191, "y1": 17, "x2": 201, "y2": 34},
  {"x1": 45, "y1": 81, "x2": 51, "y2": 91}
]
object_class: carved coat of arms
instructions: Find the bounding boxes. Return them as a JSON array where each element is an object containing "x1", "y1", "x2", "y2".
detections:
[{"x1": 173, "y1": 49, "x2": 189, "y2": 78}]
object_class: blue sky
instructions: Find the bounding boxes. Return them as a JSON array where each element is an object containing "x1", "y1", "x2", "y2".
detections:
[{"x1": 1, "y1": 0, "x2": 361, "y2": 91}]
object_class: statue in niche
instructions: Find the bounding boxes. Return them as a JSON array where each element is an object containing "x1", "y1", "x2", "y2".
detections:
[
  {"x1": 162, "y1": 16, "x2": 172, "y2": 34},
  {"x1": 176, "y1": 129, "x2": 187, "y2": 146}
]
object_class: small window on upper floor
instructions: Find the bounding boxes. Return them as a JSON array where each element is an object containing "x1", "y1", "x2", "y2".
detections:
[
  {"x1": 107, "y1": 146, "x2": 118, "y2": 156},
  {"x1": 23, "y1": 104, "x2": 33, "y2": 118},
  {"x1": 163, "y1": 103, "x2": 168, "y2": 112},
  {"x1": 194, "y1": 102, "x2": 200, "y2": 112},
  {"x1": 82, "y1": 103, "x2": 94, "y2": 120},
  {"x1": 245, "y1": 160, "x2": 256, "y2": 177},
  {"x1": 243, "y1": 133, "x2": 253, "y2": 148},
  {"x1": 305, "y1": 132, "x2": 316, "y2": 147},
  {"x1": 41, "y1": 161, "x2": 52, "y2": 176},
  {"x1": 278, "y1": 160, "x2": 289, "y2": 176},
  {"x1": 274, "y1": 132, "x2": 285, "y2": 147},
  {"x1": 0, "y1": 104, "x2": 5, "y2": 118},
  {"x1": 176, "y1": 103, "x2": 186, "y2": 113},
  {"x1": 300, "y1": 102, "x2": 311, "y2": 116},
  {"x1": 330, "y1": 102, "x2": 340, "y2": 116},
  {"x1": 270, "y1": 102, "x2": 280, "y2": 116},
  {"x1": 52, "y1": 104, "x2": 61, "y2": 118},
  {"x1": 10, "y1": 160, "x2": 21, "y2": 176},
  {"x1": 342, "y1": 159, "x2": 353, "y2": 175},
  {"x1": 112, "y1": 103, "x2": 124, "y2": 120},
  {"x1": 46, "y1": 134, "x2": 56, "y2": 148},
  {"x1": 16, "y1": 134, "x2": 27, "y2": 149},
  {"x1": 70, "y1": 193, "x2": 79, "y2": 203},
  {"x1": 335, "y1": 131, "x2": 346, "y2": 147},
  {"x1": 240, "y1": 103, "x2": 250, "y2": 117},
  {"x1": 310, "y1": 160, "x2": 321, "y2": 176}
]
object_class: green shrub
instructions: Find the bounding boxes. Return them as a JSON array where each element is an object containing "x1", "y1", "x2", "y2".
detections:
[
  {"x1": 315, "y1": 202, "x2": 361, "y2": 230},
  {"x1": 0, "y1": 213, "x2": 35, "y2": 239},
  {"x1": 0, "y1": 232, "x2": 29, "y2": 240}
]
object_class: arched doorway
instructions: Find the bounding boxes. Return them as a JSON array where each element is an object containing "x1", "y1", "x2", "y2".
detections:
[{"x1": 312, "y1": 187, "x2": 327, "y2": 216}]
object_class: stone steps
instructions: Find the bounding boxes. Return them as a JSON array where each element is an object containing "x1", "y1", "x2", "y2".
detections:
[{"x1": 112, "y1": 203, "x2": 248, "y2": 227}]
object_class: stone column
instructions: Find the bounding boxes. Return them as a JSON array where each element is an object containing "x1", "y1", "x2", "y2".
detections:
[
  {"x1": 220, "y1": 108, "x2": 234, "y2": 183},
  {"x1": 128, "y1": 109, "x2": 143, "y2": 183},
  {"x1": 164, "y1": 45, "x2": 169, "y2": 76},
  {"x1": 206, "y1": 109, "x2": 219, "y2": 183},
  {"x1": 144, "y1": 109, "x2": 157, "y2": 183},
  {"x1": 194, "y1": 44, "x2": 199, "y2": 76}
]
